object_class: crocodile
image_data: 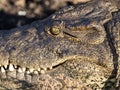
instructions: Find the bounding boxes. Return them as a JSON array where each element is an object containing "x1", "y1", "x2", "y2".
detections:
[{"x1": 0, "y1": 0, "x2": 119, "y2": 89}]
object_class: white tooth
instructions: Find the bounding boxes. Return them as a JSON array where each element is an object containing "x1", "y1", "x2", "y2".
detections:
[
  {"x1": 18, "y1": 67, "x2": 22, "y2": 73},
  {"x1": 1, "y1": 67, "x2": 5, "y2": 73},
  {"x1": 49, "y1": 67, "x2": 52, "y2": 70},
  {"x1": 9, "y1": 64, "x2": 14, "y2": 71},
  {"x1": 40, "y1": 70, "x2": 45, "y2": 74},
  {"x1": 22, "y1": 67, "x2": 26, "y2": 72},
  {"x1": 44, "y1": 68, "x2": 47, "y2": 71},
  {"x1": 34, "y1": 71, "x2": 38, "y2": 74},
  {"x1": 26, "y1": 70, "x2": 30, "y2": 74},
  {"x1": 14, "y1": 65, "x2": 18, "y2": 69},
  {"x1": 38, "y1": 68, "x2": 41, "y2": 71},
  {"x1": 30, "y1": 68, "x2": 34, "y2": 73},
  {"x1": 4, "y1": 65, "x2": 8, "y2": 69}
]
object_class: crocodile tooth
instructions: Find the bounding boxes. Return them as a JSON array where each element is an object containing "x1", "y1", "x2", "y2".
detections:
[
  {"x1": 50, "y1": 67, "x2": 53, "y2": 69},
  {"x1": 30, "y1": 68, "x2": 34, "y2": 73},
  {"x1": 26, "y1": 70, "x2": 30, "y2": 74},
  {"x1": 4, "y1": 65, "x2": 8, "y2": 69},
  {"x1": 48, "y1": 67, "x2": 52, "y2": 70},
  {"x1": 1, "y1": 67, "x2": 5, "y2": 73},
  {"x1": 14, "y1": 65, "x2": 18, "y2": 69},
  {"x1": 40, "y1": 70, "x2": 45, "y2": 74},
  {"x1": 38, "y1": 68, "x2": 41, "y2": 71},
  {"x1": 44, "y1": 68, "x2": 47, "y2": 71},
  {"x1": 18, "y1": 67, "x2": 22, "y2": 73},
  {"x1": 9, "y1": 64, "x2": 14, "y2": 71},
  {"x1": 22, "y1": 67, "x2": 26, "y2": 72},
  {"x1": 33, "y1": 71, "x2": 38, "y2": 74}
]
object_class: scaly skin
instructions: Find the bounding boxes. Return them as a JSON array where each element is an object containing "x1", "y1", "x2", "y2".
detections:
[{"x1": 0, "y1": 0, "x2": 119, "y2": 89}]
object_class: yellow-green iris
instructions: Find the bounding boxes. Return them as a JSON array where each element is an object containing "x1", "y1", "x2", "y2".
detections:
[{"x1": 50, "y1": 26, "x2": 60, "y2": 35}]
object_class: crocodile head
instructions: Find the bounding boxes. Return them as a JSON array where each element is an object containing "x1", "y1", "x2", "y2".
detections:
[{"x1": 0, "y1": 0, "x2": 119, "y2": 79}]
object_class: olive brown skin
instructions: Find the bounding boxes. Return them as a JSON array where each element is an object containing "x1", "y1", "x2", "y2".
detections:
[
  {"x1": 0, "y1": 0, "x2": 117, "y2": 69},
  {"x1": 0, "y1": 0, "x2": 119, "y2": 89}
]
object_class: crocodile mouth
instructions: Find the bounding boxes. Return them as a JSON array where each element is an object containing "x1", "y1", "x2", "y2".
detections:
[
  {"x1": 0, "y1": 56, "x2": 97, "y2": 81},
  {"x1": 0, "y1": 53, "x2": 98, "y2": 79},
  {"x1": 0, "y1": 63, "x2": 61, "y2": 74},
  {"x1": 0, "y1": 61, "x2": 66, "y2": 81}
]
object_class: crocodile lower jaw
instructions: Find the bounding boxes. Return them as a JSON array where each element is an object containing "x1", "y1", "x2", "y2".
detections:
[
  {"x1": 0, "y1": 55, "x2": 97, "y2": 81},
  {"x1": 0, "y1": 63, "x2": 56, "y2": 82},
  {"x1": 0, "y1": 59, "x2": 70, "y2": 81}
]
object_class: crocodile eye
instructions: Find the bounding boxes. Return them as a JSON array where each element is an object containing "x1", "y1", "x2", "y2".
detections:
[{"x1": 50, "y1": 26, "x2": 60, "y2": 35}]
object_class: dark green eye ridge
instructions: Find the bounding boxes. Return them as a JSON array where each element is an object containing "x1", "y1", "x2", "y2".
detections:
[{"x1": 50, "y1": 26, "x2": 60, "y2": 35}]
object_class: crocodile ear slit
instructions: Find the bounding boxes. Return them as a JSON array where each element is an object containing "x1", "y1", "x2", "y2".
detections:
[{"x1": 84, "y1": 24, "x2": 106, "y2": 45}]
